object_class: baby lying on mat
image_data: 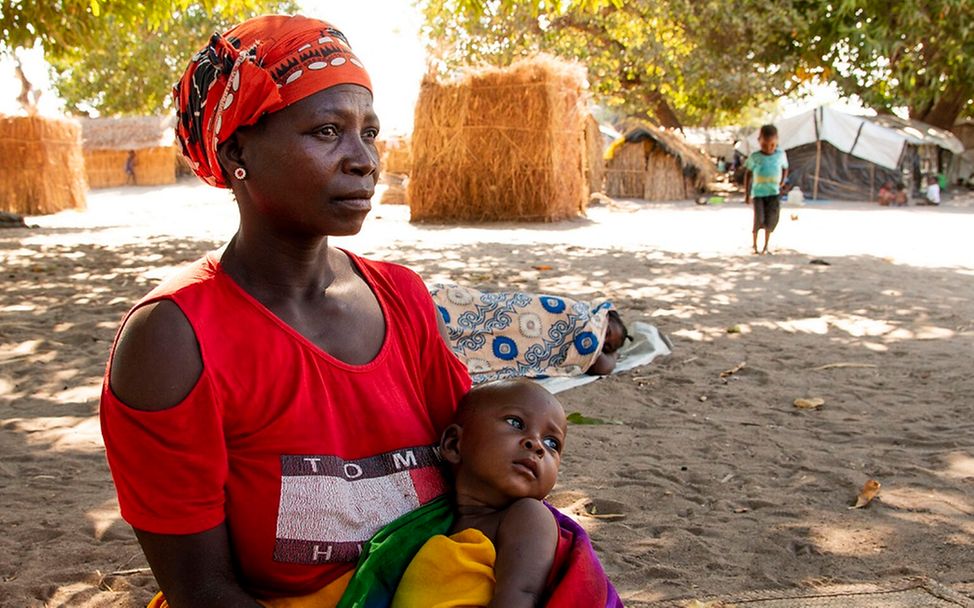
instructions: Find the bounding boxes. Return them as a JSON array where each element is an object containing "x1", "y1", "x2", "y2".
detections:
[{"x1": 392, "y1": 379, "x2": 620, "y2": 607}]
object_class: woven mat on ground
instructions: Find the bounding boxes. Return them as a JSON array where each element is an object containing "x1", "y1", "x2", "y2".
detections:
[{"x1": 641, "y1": 578, "x2": 974, "y2": 608}]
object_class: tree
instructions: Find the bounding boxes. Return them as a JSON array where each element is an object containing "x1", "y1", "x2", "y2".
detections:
[
  {"x1": 422, "y1": 0, "x2": 812, "y2": 128},
  {"x1": 46, "y1": 2, "x2": 296, "y2": 116},
  {"x1": 0, "y1": 0, "x2": 293, "y2": 116},
  {"x1": 804, "y1": 0, "x2": 974, "y2": 129}
]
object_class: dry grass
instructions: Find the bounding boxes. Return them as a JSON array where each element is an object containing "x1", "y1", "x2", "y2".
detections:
[
  {"x1": 408, "y1": 54, "x2": 588, "y2": 222},
  {"x1": 0, "y1": 116, "x2": 86, "y2": 215}
]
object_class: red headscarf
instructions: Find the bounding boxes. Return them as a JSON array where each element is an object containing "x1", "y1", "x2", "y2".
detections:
[{"x1": 173, "y1": 15, "x2": 373, "y2": 188}]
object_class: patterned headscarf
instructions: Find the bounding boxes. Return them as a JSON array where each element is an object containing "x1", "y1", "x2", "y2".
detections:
[{"x1": 173, "y1": 15, "x2": 372, "y2": 188}]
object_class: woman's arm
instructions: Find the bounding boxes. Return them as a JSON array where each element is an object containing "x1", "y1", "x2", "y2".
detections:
[
  {"x1": 136, "y1": 524, "x2": 263, "y2": 608},
  {"x1": 110, "y1": 301, "x2": 259, "y2": 607},
  {"x1": 490, "y1": 498, "x2": 559, "y2": 608}
]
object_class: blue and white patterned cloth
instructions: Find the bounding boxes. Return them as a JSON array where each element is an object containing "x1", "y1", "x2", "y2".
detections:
[{"x1": 429, "y1": 284, "x2": 614, "y2": 384}]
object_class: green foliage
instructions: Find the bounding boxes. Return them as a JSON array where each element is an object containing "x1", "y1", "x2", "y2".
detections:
[
  {"x1": 803, "y1": 0, "x2": 974, "y2": 128},
  {"x1": 1, "y1": 1, "x2": 295, "y2": 116},
  {"x1": 1, "y1": 0, "x2": 269, "y2": 52},
  {"x1": 45, "y1": 2, "x2": 296, "y2": 116},
  {"x1": 422, "y1": 0, "x2": 811, "y2": 127}
]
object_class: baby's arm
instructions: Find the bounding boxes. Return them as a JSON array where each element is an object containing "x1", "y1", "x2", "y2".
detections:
[{"x1": 490, "y1": 497, "x2": 559, "y2": 608}]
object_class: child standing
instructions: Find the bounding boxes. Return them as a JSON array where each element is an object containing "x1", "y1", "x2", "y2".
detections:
[{"x1": 744, "y1": 124, "x2": 789, "y2": 254}]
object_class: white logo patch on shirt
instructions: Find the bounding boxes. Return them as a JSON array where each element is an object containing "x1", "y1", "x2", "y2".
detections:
[{"x1": 273, "y1": 445, "x2": 446, "y2": 564}]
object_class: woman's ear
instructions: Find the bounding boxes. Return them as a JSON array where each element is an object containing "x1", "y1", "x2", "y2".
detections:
[
  {"x1": 216, "y1": 133, "x2": 246, "y2": 181},
  {"x1": 439, "y1": 424, "x2": 462, "y2": 465}
]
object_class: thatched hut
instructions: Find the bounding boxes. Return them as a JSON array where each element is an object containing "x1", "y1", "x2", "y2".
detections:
[
  {"x1": 81, "y1": 116, "x2": 176, "y2": 188},
  {"x1": 605, "y1": 123, "x2": 714, "y2": 200},
  {"x1": 0, "y1": 115, "x2": 86, "y2": 215},
  {"x1": 583, "y1": 114, "x2": 606, "y2": 195},
  {"x1": 409, "y1": 55, "x2": 588, "y2": 223},
  {"x1": 378, "y1": 136, "x2": 411, "y2": 177}
]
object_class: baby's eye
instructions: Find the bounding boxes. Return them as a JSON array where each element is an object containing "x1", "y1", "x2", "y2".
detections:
[
  {"x1": 504, "y1": 416, "x2": 524, "y2": 430},
  {"x1": 543, "y1": 437, "x2": 561, "y2": 452}
]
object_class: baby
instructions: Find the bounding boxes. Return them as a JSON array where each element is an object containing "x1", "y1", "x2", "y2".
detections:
[{"x1": 393, "y1": 379, "x2": 569, "y2": 607}]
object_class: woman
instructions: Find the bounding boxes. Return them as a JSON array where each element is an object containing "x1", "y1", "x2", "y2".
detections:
[{"x1": 99, "y1": 15, "x2": 470, "y2": 608}]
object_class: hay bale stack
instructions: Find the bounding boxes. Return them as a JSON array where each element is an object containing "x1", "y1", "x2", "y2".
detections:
[
  {"x1": 605, "y1": 122, "x2": 715, "y2": 201},
  {"x1": 379, "y1": 172, "x2": 409, "y2": 205},
  {"x1": 0, "y1": 116, "x2": 86, "y2": 215},
  {"x1": 378, "y1": 136, "x2": 411, "y2": 176},
  {"x1": 409, "y1": 55, "x2": 588, "y2": 222},
  {"x1": 583, "y1": 114, "x2": 605, "y2": 194},
  {"x1": 82, "y1": 116, "x2": 176, "y2": 188}
]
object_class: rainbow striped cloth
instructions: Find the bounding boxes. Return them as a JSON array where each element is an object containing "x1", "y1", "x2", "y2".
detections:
[{"x1": 336, "y1": 496, "x2": 623, "y2": 608}]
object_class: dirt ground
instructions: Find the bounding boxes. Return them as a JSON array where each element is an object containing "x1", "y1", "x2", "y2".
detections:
[{"x1": 1, "y1": 181, "x2": 972, "y2": 607}]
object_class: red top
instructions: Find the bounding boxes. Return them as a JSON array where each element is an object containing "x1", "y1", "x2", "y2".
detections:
[{"x1": 100, "y1": 251, "x2": 471, "y2": 598}]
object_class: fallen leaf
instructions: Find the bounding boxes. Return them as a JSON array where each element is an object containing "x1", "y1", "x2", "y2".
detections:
[
  {"x1": 849, "y1": 479, "x2": 881, "y2": 509},
  {"x1": 794, "y1": 397, "x2": 825, "y2": 410},
  {"x1": 733, "y1": 507, "x2": 750, "y2": 513},
  {"x1": 726, "y1": 325, "x2": 742, "y2": 334},
  {"x1": 719, "y1": 361, "x2": 746, "y2": 379},
  {"x1": 566, "y1": 412, "x2": 623, "y2": 425},
  {"x1": 531, "y1": 264, "x2": 554, "y2": 271}
]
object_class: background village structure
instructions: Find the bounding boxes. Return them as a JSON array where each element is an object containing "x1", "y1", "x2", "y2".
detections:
[
  {"x1": 1, "y1": 1, "x2": 974, "y2": 607},
  {"x1": 2, "y1": 58, "x2": 969, "y2": 223}
]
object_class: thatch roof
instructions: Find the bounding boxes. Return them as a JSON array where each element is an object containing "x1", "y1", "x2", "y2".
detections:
[
  {"x1": 81, "y1": 116, "x2": 176, "y2": 150},
  {"x1": 607, "y1": 121, "x2": 715, "y2": 183}
]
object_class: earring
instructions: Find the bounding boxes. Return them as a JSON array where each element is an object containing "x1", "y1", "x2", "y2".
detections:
[{"x1": 234, "y1": 167, "x2": 247, "y2": 180}]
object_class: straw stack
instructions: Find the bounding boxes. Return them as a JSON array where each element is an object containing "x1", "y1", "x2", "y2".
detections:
[
  {"x1": 0, "y1": 116, "x2": 87, "y2": 215},
  {"x1": 81, "y1": 116, "x2": 177, "y2": 188},
  {"x1": 378, "y1": 136, "x2": 411, "y2": 176},
  {"x1": 583, "y1": 114, "x2": 605, "y2": 194},
  {"x1": 409, "y1": 55, "x2": 588, "y2": 222}
]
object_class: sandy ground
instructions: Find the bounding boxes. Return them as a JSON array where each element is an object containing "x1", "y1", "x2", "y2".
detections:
[{"x1": 1, "y1": 180, "x2": 973, "y2": 607}]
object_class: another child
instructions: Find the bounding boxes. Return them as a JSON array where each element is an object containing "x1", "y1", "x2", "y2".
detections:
[
  {"x1": 744, "y1": 124, "x2": 789, "y2": 255},
  {"x1": 925, "y1": 175, "x2": 941, "y2": 205},
  {"x1": 877, "y1": 181, "x2": 894, "y2": 206},
  {"x1": 392, "y1": 380, "x2": 583, "y2": 607}
]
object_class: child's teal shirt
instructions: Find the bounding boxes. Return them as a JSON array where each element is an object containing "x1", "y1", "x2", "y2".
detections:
[{"x1": 745, "y1": 149, "x2": 789, "y2": 197}]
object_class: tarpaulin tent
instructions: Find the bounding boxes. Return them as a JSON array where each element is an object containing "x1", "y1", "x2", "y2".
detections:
[{"x1": 737, "y1": 107, "x2": 963, "y2": 200}]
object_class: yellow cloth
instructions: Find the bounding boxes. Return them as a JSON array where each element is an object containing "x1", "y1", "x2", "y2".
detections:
[
  {"x1": 391, "y1": 528, "x2": 496, "y2": 608},
  {"x1": 146, "y1": 570, "x2": 352, "y2": 608}
]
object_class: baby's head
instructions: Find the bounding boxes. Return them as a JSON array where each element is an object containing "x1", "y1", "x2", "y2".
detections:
[
  {"x1": 602, "y1": 310, "x2": 629, "y2": 355},
  {"x1": 440, "y1": 379, "x2": 567, "y2": 508}
]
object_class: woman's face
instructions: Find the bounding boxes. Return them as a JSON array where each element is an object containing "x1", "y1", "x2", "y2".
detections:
[{"x1": 229, "y1": 83, "x2": 380, "y2": 237}]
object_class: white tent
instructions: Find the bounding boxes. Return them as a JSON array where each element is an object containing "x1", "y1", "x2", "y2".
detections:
[
  {"x1": 736, "y1": 107, "x2": 963, "y2": 199},
  {"x1": 738, "y1": 107, "x2": 962, "y2": 170}
]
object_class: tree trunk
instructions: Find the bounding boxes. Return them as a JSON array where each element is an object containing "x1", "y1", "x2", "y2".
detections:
[
  {"x1": 910, "y1": 83, "x2": 970, "y2": 130},
  {"x1": 646, "y1": 91, "x2": 683, "y2": 130}
]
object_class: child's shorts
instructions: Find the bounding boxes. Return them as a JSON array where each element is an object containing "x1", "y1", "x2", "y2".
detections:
[{"x1": 752, "y1": 195, "x2": 781, "y2": 231}]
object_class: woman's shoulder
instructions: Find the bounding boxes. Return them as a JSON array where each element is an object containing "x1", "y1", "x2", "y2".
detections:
[{"x1": 108, "y1": 255, "x2": 218, "y2": 412}]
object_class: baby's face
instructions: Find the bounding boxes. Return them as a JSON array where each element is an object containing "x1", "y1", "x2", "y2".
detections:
[
  {"x1": 603, "y1": 316, "x2": 626, "y2": 354},
  {"x1": 455, "y1": 384, "x2": 568, "y2": 507}
]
